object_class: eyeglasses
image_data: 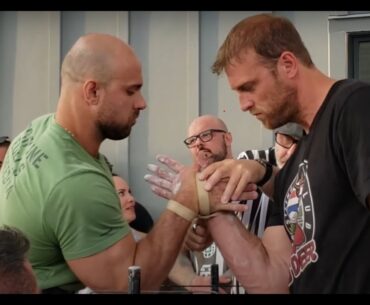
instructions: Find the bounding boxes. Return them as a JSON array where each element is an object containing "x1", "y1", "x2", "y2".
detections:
[
  {"x1": 184, "y1": 129, "x2": 227, "y2": 148},
  {"x1": 0, "y1": 136, "x2": 10, "y2": 144},
  {"x1": 274, "y1": 132, "x2": 298, "y2": 149}
]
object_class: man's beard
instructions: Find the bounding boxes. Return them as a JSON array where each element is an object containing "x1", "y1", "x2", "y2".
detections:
[
  {"x1": 198, "y1": 142, "x2": 228, "y2": 170},
  {"x1": 263, "y1": 80, "x2": 298, "y2": 130},
  {"x1": 98, "y1": 121, "x2": 132, "y2": 140}
]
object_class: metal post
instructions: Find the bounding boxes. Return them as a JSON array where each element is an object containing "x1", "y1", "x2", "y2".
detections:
[
  {"x1": 211, "y1": 264, "x2": 219, "y2": 294},
  {"x1": 128, "y1": 266, "x2": 141, "y2": 294}
]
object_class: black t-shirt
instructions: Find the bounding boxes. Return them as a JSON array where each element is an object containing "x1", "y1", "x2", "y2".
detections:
[{"x1": 271, "y1": 79, "x2": 370, "y2": 293}]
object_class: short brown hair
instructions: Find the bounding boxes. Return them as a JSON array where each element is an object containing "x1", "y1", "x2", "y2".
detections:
[
  {"x1": 0, "y1": 136, "x2": 10, "y2": 148},
  {"x1": 0, "y1": 226, "x2": 38, "y2": 293},
  {"x1": 212, "y1": 14, "x2": 314, "y2": 75}
]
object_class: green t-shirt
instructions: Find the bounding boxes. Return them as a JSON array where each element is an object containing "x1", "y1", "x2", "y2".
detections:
[{"x1": 0, "y1": 114, "x2": 130, "y2": 290}]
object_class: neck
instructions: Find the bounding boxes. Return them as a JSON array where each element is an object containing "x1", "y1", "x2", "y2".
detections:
[
  {"x1": 55, "y1": 99, "x2": 101, "y2": 158},
  {"x1": 295, "y1": 68, "x2": 336, "y2": 133}
]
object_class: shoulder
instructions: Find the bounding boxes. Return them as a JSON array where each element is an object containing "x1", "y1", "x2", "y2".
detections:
[
  {"x1": 30, "y1": 113, "x2": 55, "y2": 132},
  {"x1": 330, "y1": 79, "x2": 370, "y2": 110},
  {"x1": 329, "y1": 80, "x2": 370, "y2": 132},
  {"x1": 46, "y1": 171, "x2": 117, "y2": 215}
]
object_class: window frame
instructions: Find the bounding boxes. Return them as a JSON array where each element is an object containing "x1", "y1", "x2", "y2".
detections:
[{"x1": 348, "y1": 31, "x2": 370, "y2": 80}]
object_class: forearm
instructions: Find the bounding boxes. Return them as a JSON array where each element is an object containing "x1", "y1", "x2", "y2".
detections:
[
  {"x1": 134, "y1": 170, "x2": 200, "y2": 291},
  {"x1": 208, "y1": 213, "x2": 290, "y2": 293},
  {"x1": 134, "y1": 210, "x2": 191, "y2": 291}
]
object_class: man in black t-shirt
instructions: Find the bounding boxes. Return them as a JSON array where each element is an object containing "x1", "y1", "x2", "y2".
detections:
[
  {"x1": 197, "y1": 13, "x2": 370, "y2": 293},
  {"x1": 145, "y1": 14, "x2": 370, "y2": 292}
]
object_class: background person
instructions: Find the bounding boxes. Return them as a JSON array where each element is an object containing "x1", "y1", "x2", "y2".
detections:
[
  {"x1": 148, "y1": 121, "x2": 303, "y2": 294},
  {"x1": 146, "y1": 115, "x2": 271, "y2": 293},
  {"x1": 0, "y1": 136, "x2": 11, "y2": 170},
  {"x1": 0, "y1": 226, "x2": 39, "y2": 294}
]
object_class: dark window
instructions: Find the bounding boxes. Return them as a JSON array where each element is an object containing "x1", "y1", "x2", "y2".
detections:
[{"x1": 348, "y1": 32, "x2": 370, "y2": 82}]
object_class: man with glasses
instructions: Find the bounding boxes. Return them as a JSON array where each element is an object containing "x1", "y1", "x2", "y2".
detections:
[
  {"x1": 161, "y1": 115, "x2": 235, "y2": 293},
  {"x1": 185, "y1": 115, "x2": 275, "y2": 294},
  {"x1": 0, "y1": 136, "x2": 11, "y2": 170},
  {"x1": 273, "y1": 123, "x2": 303, "y2": 169},
  {"x1": 148, "y1": 115, "x2": 273, "y2": 293},
  {"x1": 184, "y1": 116, "x2": 231, "y2": 170},
  {"x1": 146, "y1": 119, "x2": 303, "y2": 293}
]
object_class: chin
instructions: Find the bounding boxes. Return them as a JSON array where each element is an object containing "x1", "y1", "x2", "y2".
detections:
[{"x1": 125, "y1": 211, "x2": 136, "y2": 223}]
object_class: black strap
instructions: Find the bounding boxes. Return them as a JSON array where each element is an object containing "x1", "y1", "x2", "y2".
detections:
[{"x1": 255, "y1": 159, "x2": 273, "y2": 187}]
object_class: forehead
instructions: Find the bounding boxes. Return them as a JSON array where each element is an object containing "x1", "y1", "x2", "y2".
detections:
[
  {"x1": 188, "y1": 119, "x2": 221, "y2": 136},
  {"x1": 113, "y1": 176, "x2": 129, "y2": 189},
  {"x1": 225, "y1": 50, "x2": 266, "y2": 89},
  {"x1": 113, "y1": 54, "x2": 143, "y2": 85}
]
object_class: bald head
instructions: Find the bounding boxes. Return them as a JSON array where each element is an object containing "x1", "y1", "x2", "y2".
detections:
[
  {"x1": 56, "y1": 33, "x2": 145, "y2": 157},
  {"x1": 61, "y1": 33, "x2": 139, "y2": 85},
  {"x1": 188, "y1": 115, "x2": 228, "y2": 137}
]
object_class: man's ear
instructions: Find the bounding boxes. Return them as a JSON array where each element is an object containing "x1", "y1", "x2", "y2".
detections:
[
  {"x1": 83, "y1": 80, "x2": 100, "y2": 105},
  {"x1": 286, "y1": 142, "x2": 298, "y2": 159},
  {"x1": 278, "y1": 51, "x2": 298, "y2": 79},
  {"x1": 225, "y1": 132, "x2": 233, "y2": 147}
]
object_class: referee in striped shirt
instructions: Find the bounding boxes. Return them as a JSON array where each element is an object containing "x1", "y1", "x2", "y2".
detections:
[{"x1": 237, "y1": 122, "x2": 304, "y2": 239}]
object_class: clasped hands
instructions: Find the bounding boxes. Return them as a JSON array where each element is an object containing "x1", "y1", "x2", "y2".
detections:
[{"x1": 144, "y1": 154, "x2": 260, "y2": 219}]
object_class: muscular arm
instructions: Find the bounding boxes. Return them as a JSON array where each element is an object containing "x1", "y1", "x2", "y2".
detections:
[
  {"x1": 68, "y1": 210, "x2": 191, "y2": 292},
  {"x1": 208, "y1": 213, "x2": 291, "y2": 293},
  {"x1": 66, "y1": 166, "x2": 200, "y2": 292}
]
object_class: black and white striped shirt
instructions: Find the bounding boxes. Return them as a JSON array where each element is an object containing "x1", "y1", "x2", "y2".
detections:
[{"x1": 237, "y1": 147, "x2": 275, "y2": 237}]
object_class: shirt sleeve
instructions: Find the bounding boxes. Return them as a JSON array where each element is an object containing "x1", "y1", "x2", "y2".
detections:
[{"x1": 44, "y1": 171, "x2": 130, "y2": 260}]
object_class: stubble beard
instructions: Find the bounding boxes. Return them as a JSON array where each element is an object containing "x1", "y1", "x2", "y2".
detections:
[
  {"x1": 97, "y1": 106, "x2": 137, "y2": 140},
  {"x1": 263, "y1": 81, "x2": 298, "y2": 130},
  {"x1": 197, "y1": 142, "x2": 228, "y2": 170},
  {"x1": 97, "y1": 119, "x2": 132, "y2": 140}
]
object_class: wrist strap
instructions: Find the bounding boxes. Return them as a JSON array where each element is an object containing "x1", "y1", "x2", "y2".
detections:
[
  {"x1": 195, "y1": 173, "x2": 210, "y2": 216},
  {"x1": 255, "y1": 159, "x2": 273, "y2": 187},
  {"x1": 167, "y1": 200, "x2": 197, "y2": 222},
  {"x1": 168, "y1": 173, "x2": 218, "y2": 221}
]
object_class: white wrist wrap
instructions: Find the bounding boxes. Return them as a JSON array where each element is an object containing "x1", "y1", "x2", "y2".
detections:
[{"x1": 167, "y1": 200, "x2": 197, "y2": 222}]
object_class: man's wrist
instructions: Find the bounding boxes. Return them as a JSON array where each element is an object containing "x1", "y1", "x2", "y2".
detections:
[{"x1": 255, "y1": 159, "x2": 273, "y2": 187}]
